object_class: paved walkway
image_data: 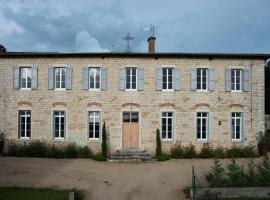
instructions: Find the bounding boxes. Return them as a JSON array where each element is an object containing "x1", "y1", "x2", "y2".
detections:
[{"x1": 0, "y1": 157, "x2": 258, "y2": 200}]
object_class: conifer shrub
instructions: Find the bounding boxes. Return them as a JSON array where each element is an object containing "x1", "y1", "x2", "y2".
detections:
[
  {"x1": 257, "y1": 155, "x2": 270, "y2": 186},
  {"x1": 225, "y1": 158, "x2": 244, "y2": 187},
  {"x1": 101, "y1": 122, "x2": 107, "y2": 160},
  {"x1": 205, "y1": 159, "x2": 226, "y2": 187},
  {"x1": 93, "y1": 152, "x2": 106, "y2": 161},
  {"x1": 156, "y1": 129, "x2": 162, "y2": 157}
]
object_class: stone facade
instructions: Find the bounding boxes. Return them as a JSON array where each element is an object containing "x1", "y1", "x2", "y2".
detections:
[{"x1": 0, "y1": 54, "x2": 266, "y2": 155}]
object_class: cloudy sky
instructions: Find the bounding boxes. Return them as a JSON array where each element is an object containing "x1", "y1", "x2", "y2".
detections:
[{"x1": 0, "y1": 0, "x2": 270, "y2": 53}]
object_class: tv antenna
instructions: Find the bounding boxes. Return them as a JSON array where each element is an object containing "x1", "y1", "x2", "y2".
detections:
[
  {"x1": 142, "y1": 24, "x2": 155, "y2": 36},
  {"x1": 122, "y1": 32, "x2": 134, "y2": 52}
]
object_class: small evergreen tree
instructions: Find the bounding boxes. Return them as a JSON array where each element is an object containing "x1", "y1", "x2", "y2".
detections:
[
  {"x1": 101, "y1": 122, "x2": 107, "y2": 160},
  {"x1": 257, "y1": 156, "x2": 270, "y2": 186},
  {"x1": 225, "y1": 158, "x2": 243, "y2": 187},
  {"x1": 156, "y1": 129, "x2": 161, "y2": 157},
  {"x1": 246, "y1": 159, "x2": 258, "y2": 186},
  {"x1": 205, "y1": 159, "x2": 226, "y2": 187}
]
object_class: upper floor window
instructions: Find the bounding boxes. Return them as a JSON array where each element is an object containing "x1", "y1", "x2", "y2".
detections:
[
  {"x1": 196, "y1": 112, "x2": 208, "y2": 141},
  {"x1": 161, "y1": 111, "x2": 173, "y2": 140},
  {"x1": 20, "y1": 67, "x2": 32, "y2": 89},
  {"x1": 197, "y1": 68, "x2": 208, "y2": 91},
  {"x1": 89, "y1": 68, "x2": 101, "y2": 90},
  {"x1": 88, "y1": 111, "x2": 101, "y2": 139},
  {"x1": 19, "y1": 110, "x2": 31, "y2": 139},
  {"x1": 55, "y1": 68, "x2": 66, "y2": 89},
  {"x1": 162, "y1": 68, "x2": 173, "y2": 90},
  {"x1": 126, "y1": 68, "x2": 137, "y2": 90},
  {"x1": 53, "y1": 111, "x2": 66, "y2": 139},
  {"x1": 231, "y1": 112, "x2": 243, "y2": 141},
  {"x1": 231, "y1": 69, "x2": 241, "y2": 91}
]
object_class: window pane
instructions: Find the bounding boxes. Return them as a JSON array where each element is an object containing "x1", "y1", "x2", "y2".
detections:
[
  {"x1": 123, "y1": 112, "x2": 130, "y2": 122},
  {"x1": 131, "y1": 112, "x2": 139, "y2": 122},
  {"x1": 95, "y1": 123, "x2": 100, "y2": 138},
  {"x1": 89, "y1": 124, "x2": 94, "y2": 138}
]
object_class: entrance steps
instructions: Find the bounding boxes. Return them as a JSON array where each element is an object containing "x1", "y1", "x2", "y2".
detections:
[{"x1": 109, "y1": 149, "x2": 152, "y2": 162}]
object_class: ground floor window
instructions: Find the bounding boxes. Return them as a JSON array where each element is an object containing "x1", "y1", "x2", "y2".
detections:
[
  {"x1": 19, "y1": 110, "x2": 31, "y2": 138},
  {"x1": 231, "y1": 112, "x2": 243, "y2": 141},
  {"x1": 53, "y1": 111, "x2": 65, "y2": 139},
  {"x1": 89, "y1": 111, "x2": 100, "y2": 139},
  {"x1": 196, "y1": 112, "x2": 208, "y2": 140},
  {"x1": 161, "y1": 112, "x2": 173, "y2": 140}
]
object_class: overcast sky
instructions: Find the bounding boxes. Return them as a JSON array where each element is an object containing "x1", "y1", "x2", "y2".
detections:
[{"x1": 0, "y1": 0, "x2": 270, "y2": 53}]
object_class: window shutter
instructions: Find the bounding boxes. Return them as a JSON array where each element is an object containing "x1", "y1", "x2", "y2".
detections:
[
  {"x1": 31, "y1": 65, "x2": 38, "y2": 89},
  {"x1": 48, "y1": 67, "x2": 55, "y2": 90},
  {"x1": 191, "y1": 69, "x2": 197, "y2": 91},
  {"x1": 243, "y1": 69, "x2": 250, "y2": 92},
  {"x1": 119, "y1": 68, "x2": 126, "y2": 91},
  {"x1": 225, "y1": 69, "x2": 231, "y2": 92},
  {"x1": 13, "y1": 65, "x2": 20, "y2": 90},
  {"x1": 82, "y1": 66, "x2": 89, "y2": 90},
  {"x1": 101, "y1": 68, "x2": 107, "y2": 90},
  {"x1": 137, "y1": 68, "x2": 144, "y2": 91},
  {"x1": 208, "y1": 68, "x2": 216, "y2": 91},
  {"x1": 155, "y1": 68, "x2": 162, "y2": 91},
  {"x1": 174, "y1": 68, "x2": 181, "y2": 91},
  {"x1": 66, "y1": 66, "x2": 72, "y2": 90}
]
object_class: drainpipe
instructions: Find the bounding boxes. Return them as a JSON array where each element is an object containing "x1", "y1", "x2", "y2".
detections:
[{"x1": 250, "y1": 63, "x2": 253, "y2": 133}]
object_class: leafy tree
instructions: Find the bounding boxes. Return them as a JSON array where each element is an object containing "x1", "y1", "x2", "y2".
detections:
[
  {"x1": 205, "y1": 159, "x2": 226, "y2": 187},
  {"x1": 156, "y1": 129, "x2": 161, "y2": 157},
  {"x1": 257, "y1": 156, "x2": 270, "y2": 186},
  {"x1": 225, "y1": 158, "x2": 243, "y2": 187},
  {"x1": 0, "y1": 44, "x2": 7, "y2": 53},
  {"x1": 101, "y1": 122, "x2": 107, "y2": 160}
]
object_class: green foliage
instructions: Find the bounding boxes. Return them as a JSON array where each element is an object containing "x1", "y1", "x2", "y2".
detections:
[
  {"x1": 226, "y1": 145, "x2": 258, "y2": 158},
  {"x1": 225, "y1": 159, "x2": 244, "y2": 187},
  {"x1": 257, "y1": 156, "x2": 270, "y2": 186},
  {"x1": 245, "y1": 159, "x2": 258, "y2": 186},
  {"x1": 93, "y1": 152, "x2": 106, "y2": 161},
  {"x1": 170, "y1": 141, "x2": 185, "y2": 158},
  {"x1": 65, "y1": 144, "x2": 78, "y2": 158},
  {"x1": 156, "y1": 129, "x2": 162, "y2": 157},
  {"x1": 77, "y1": 146, "x2": 92, "y2": 158},
  {"x1": 199, "y1": 143, "x2": 215, "y2": 158},
  {"x1": 101, "y1": 122, "x2": 107, "y2": 160},
  {"x1": 183, "y1": 144, "x2": 197, "y2": 158},
  {"x1": 257, "y1": 130, "x2": 270, "y2": 144},
  {"x1": 205, "y1": 159, "x2": 226, "y2": 187},
  {"x1": 0, "y1": 131, "x2": 5, "y2": 155},
  {"x1": 47, "y1": 145, "x2": 65, "y2": 159},
  {"x1": 156, "y1": 154, "x2": 170, "y2": 161}
]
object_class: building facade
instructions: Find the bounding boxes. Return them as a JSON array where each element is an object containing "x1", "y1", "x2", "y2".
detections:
[{"x1": 0, "y1": 52, "x2": 267, "y2": 155}]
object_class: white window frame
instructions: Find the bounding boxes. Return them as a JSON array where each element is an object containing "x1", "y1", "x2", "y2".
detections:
[
  {"x1": 196, "y1": 112, "x2": 208, "y2": 141},
  {"x1": 161, "y1": 111, "x2": 174, "y2": 140},
  {"x1": 231, "y1": 112, "x2": 242, "y2": 141},
  {"x1": 19, "y1": 110, "x2": 31, "y2": 139},
  {"x1": 88, "y1": 111, "x2": 101, "y2": 140},
  {"x1": 125, "y1": 67, "x2": 137, "y2": 90},
  {"x1": 162, "y1": 68, "x2": 173, "y2": 91},
  {"x1": 55, "y1": 67, "x2": 66, "y2": 90},
  {"x1": 20, "y1": 67, "x2": 32, "y2": 90},
  {"x1": 89, "y1": 67, "x2": 101, "y2": 90},
  {"x1": 231, "y1": 69, "x2": 242, "y2": 92},
  {"x1": 53, "y1": 111, "x2": 65, "y2": 139},
  {"x1": 197, "y1": 68, "x2": 208, "y2": 91}
]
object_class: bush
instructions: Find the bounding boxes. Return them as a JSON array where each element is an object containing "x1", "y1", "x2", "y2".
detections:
[
  {"x1": 101, "y1": 122, "x2": 107, "y2": 160},
  {"x1": 257, "y1": 156, "x2": 270, "y2": 186},
  {"x1": 199, "y1": 143, "x2": 215, "y2": 158},
  {"x1": 225, "y1": 159, "x2": 244, "y2": 187},
  {"x1": 156, "y1": 154, "x2": 170, "y2": 161},
  {"x1": 156, "y1": 129, "x2": 162, "y2": 157},
  {"x1": 245, "y1": 159, "x2": 258, "y2": 186},
  {"x1": 183, "y1": 144, "x2": 197, "y2": 158},
  {"x1": 170, "y1": 141, "x2": 185, "y2": 158},
  {"x1": 205, "y1": 159, "x2": 226, "y2": 187},
  {"x1": 47, "y1": 145, "x2": 65, "y2": 159},
  {"x1": 77, "y1": 146, "x2": 92, "y2": 158},
  {"x1": 65, "y1": 144, "x2": 78, "y2": 158},
  {"x1": 93, "y1": 152, "x2": 106, "y2": 161},
  {"x1": 0, "y1": 131, "x2": 5, "y2": 155},
  {"x1": 28, "y1": 141, "x2": 48, "y2": 157}
]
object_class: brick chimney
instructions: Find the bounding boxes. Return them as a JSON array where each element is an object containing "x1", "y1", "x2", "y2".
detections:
[{"x1": 148, "y1": 36, "x2": 156, "y2": 53}]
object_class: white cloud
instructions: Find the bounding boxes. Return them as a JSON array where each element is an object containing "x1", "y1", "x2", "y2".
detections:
[
  {"x1": 75, "y1": 31, "x2": 109, "y2": 52},
  {"x1": 0, "y1": 14, "x2": 24, "y2": 36}
]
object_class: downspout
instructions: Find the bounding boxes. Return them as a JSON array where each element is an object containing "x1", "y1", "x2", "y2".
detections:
[{"x1": 250, "y1": 63, "x2": 253, "y2": 133}]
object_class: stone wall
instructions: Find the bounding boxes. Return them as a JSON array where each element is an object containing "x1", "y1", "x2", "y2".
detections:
[{"x1": 0, "y1": 56, "x2": 265, "y2": 155}]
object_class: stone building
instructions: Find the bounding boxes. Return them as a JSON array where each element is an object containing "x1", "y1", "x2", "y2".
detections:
[{"x1": 0, "y1": 38, "x2": 268, "y2": 155}]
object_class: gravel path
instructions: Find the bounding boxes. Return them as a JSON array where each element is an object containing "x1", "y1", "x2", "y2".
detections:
[{"x1": 0, "y1": 157, "x2": 259, "y2": 200}]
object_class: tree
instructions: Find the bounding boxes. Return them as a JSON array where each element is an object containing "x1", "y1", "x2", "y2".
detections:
[
  {"x1": 246, "y1": 159, "x2": 258, "y2": 186},
  {"x1": 225, "y1": 158, "x2": 243, "y2": 187},
  {"x1": 257, "y1": 156, "x2": 270, "y2": 186},
  {"x1": 156, "y1": 129, "x2": 161, "y2": 157},
  {"x1": 101, "y1": 122, "x2": 107, "y2": 160},
  {"x1": 0, "y1": 44, "x2": 7, "y2": 53},
  {"x1": 205, "y1": 159, "x2": 226, "y2": 187}
]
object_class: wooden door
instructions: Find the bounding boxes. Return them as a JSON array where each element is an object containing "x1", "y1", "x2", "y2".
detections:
[{"x1": 122, "y1": 112, "x2": 139, "y2": 149}]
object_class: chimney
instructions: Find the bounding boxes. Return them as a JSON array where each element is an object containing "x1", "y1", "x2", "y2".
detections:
[{"x1": 148, "y1": 36, "x2": 156, "y2": 53}]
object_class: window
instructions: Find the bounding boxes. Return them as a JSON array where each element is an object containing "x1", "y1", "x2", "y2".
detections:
[
  {"x1": 196, "y1": 112, "x2": 208, "y2": 140},
  {"x1": 53, "y1": 111, "x2": 65, "y2": 139},
  {"x1": 162, "y1": 68, "x2": 173, "y2": 90},
  {"x1": 89, "y1": 111, "x2": 100, "y2": 139},
  {"x1": 89, "y1": 68, "x2": 101, "y2": 89},
  {"x1": 161, "y1": 112, "x2": 173, "y2": 140},
  {"x1": 20, "y1": 67, "x2": 32, "y2": 89},
  {"x1": 231, "y1": 112, "x2": 242, "y2": 141},
  {"x1": 55, "y1": 68, "x2": 66, "y2": 89},
  {"x1": 197, "y1": 68, "x2": 208, "y2": 90},
  {"x1": 126, "y1": 68, "x2": 137, "y2": 90},
  {"x1": 231, "y1": 69, "x2": 241, "y2": 91},
  {"x1": 19, "y1": 110, "x2": 31, "y2": 138}
]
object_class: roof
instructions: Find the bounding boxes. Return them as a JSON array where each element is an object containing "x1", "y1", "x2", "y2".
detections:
[{"x1": 1, "y1": 52, "x2": 270, "y2": 60}]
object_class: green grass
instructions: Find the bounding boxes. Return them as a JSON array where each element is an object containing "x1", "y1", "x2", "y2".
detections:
[{"x1": 0, "y1": 186, "x2": 84, "y2": 200}]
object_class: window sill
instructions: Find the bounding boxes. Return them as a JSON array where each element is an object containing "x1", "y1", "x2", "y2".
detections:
[
  {"x1": 19, "y1": 137, "x2": 30, "y2": 140},
  {"x1": 89, "y1": 89, "x2": 101, "y2": 92},
  {"x1": 54, "y1": 138, "x2": 65, "y2": 140},
  {"x1": 231, "y1": 139, "x2": 242, "y2": 142},
  {"x1": 20, "y1": 88, "x2": 32, "y2": 91},
  {"x1": 196, "y1": 139, "x2": 208, "y2": 143},
  {"x1": 231, "y1": 90, "x2": 242, "y2": 93},
  {"x1": 54, "y1": 88, "x2": 66, "y2": 91},
  {"x1": 88, "y1": 138, "x2": 101, "y2": 141},
  {"x1": 125, "y1": 89, "x2": 137, "y2": 92},
  {"x1": 161, "y1": 139, "x2": 173, "y2": 142},
  {"x1": 196, "y1": 90, "x2": 208, "y2": 92},
  {"x1": 162, "y1": 89, "x2": 174, "y2": 92}
]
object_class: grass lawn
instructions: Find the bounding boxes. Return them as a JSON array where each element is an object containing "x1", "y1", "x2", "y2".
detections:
[{"x1": 0, "y1": 186, "x2": 84, "y2": 200}]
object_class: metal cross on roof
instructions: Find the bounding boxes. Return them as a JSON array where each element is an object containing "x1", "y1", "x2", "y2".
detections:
[{"x1": 122, "y1": 32, "x2": 134, "y2": 52}]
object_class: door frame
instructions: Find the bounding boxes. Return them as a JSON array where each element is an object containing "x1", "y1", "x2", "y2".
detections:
[{"x1": 120, "y1": 108, "x2": 141, "y2": 149}]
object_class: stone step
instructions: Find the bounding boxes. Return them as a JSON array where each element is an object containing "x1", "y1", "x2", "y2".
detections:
[
  {"x1": 110, "y1": 149, "x2": 152, "y2": 162},
  {"x1": 110, "y1": 155, "x2": 152, "y2": 160}
]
